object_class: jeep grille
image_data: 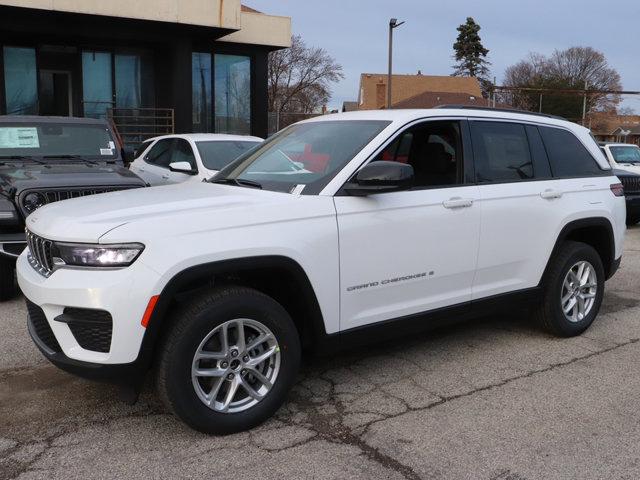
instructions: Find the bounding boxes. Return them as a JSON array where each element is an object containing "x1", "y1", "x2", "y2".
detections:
[
  {"x1": 620, "y1": 176, "x2": 640, "y2": 194},
  {"x1": 18, "y1": 186, "x2": 140, "y2": 216},
  {"x1": 26, "y1": 230, "x2": 55, "y2": 277}
]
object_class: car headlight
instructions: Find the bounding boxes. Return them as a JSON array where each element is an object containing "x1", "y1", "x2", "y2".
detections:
[
  {"x1": 23, "y1": 192, "x2": 46, "y2": 213},
  {"x1": 52, "y1": 242, "x2": 144, "y2": 268}
]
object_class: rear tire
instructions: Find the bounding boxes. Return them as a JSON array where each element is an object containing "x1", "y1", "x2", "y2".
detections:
[
  {"x1": 156, "y1": 286, "x2": 301, "y2": 434},
  {"x1": 535, "y1": 241, "x2": 604, "y2": 337},
  {"x1": 0, "y1": 256, "x2": 17, "y2": 301}
]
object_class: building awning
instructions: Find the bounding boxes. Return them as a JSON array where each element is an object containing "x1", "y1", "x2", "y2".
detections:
[{"x1": 0, "y1": 0, "x2": 291, "y2": 48}]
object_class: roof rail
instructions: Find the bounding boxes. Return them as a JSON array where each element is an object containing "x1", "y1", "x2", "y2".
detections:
[{"x1": 434, "y1": 104, "x2": 567, "y2": 121}]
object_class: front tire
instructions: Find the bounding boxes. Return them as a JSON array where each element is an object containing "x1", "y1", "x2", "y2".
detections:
[
  {"x1": 157, "y1": 286, "x2": 301, "y2": 434},
  {"x1": 0, "y1": 256, "x2": 17, "y2": 301},
  {"x1": 536, "y1": 241, "x2": 605, "y2": 337}
]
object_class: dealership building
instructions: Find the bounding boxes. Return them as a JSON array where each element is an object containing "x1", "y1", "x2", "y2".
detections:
[{"x1": 0, "y1": 0, "x2": 290, "y2": 141}]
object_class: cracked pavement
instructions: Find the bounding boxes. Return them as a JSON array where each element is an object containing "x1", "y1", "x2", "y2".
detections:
[{"x1": 2, "y1": 227, "x2": 640, "y2": 480}]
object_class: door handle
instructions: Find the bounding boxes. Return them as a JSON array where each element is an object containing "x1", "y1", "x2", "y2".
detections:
[
  {"x1": 540, "y1": 189, "x2": 562, "y2": 200},
  {"x1": 162, "y1": 174, "x2": 170, "y2": 180},
  {"x1": 443, "y1": 197, "x2": 473, "y2": 209}
]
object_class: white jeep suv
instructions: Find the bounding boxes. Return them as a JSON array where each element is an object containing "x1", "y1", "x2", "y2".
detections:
[{"x1": 17, "y1": 107, "x2": 626, "y2": 434}]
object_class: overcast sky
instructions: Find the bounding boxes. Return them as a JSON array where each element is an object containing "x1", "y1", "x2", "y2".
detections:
[{"x1": 247, "y1": 0, "x2": 640, "y2": 112}]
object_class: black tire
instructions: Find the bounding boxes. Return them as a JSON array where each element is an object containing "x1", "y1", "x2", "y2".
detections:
[
  {"x1": 156, "y1": 286, "x2": 301, "y2": 434},
  {"x1": 0, "y1": 256, "x2": 17, "y2": 301},
  {"x1": 535, "y1": 241, "x2": 605, "y2": 337}
]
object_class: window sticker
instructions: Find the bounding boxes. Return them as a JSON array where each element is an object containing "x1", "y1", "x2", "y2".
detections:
[
  {"x1": 108, "y1": 141, "x2": 116, "y2": 149},
  {"x1": 290, "y1": 184, "x2": 306, "y2": 195},
  {"x1": 100, "y1": 148, "x2": 114, "y2": 155},
  {"x1": 0, "y1": 127, "x2": 40, "y2": 148}
]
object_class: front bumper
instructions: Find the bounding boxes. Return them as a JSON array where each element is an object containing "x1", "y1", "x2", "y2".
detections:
[
  {"x1": 625, "y1": 194, "x2": 640, "y2": 218},
  {"x1": 17, "y1": 251, "x2": 162, "y2": 368},
  {"x1": 27, "y1": 307, "x2": 145, "y2": 385}
]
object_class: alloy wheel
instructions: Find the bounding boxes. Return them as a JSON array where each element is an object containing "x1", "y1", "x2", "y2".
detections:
[
  {"x1": 191, "y1": 318, "x2": 280, "y2": 413},
  {"x1": 560, "y1": 260, "x2": 597, "y2": 323}
]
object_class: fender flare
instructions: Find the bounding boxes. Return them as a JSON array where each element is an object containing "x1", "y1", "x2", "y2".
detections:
[
  {"x1": 540, "y1": 217, "x2": 616, "y2": 284},
  {"x1": 134, "y1": 255, "x2": 327, "y2": 373}
]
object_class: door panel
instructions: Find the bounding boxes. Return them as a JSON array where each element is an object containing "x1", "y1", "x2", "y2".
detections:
[
  {"x1": 164, "y1": 139, "x2": 199, "y2": 184},
  {"x1": 473, "y1": 180, "x2": 564, "y2": 299},
  {"x1": 335, "y1": 185, "x2": 481, "y2": 330},
  {"x1": 140, "y1": 138, "x2": 173, "y2": 185}
]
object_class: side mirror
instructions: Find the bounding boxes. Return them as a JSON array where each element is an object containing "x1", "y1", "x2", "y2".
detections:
[
  {"x1": 169, "y1": 161, "x2": 198, "y2": 175},
  {"x1": 344, "y1": 161, "x2": 414, "y2": 196},
  {"x1": 122, "y1": 148, "x2": 135, "y2": 165}
]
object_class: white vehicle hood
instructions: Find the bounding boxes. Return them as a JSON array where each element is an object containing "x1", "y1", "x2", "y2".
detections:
[
  {"x1": 613, "y1": 164, "x2": 640, "y2": 175},
  {"x1": 26, "y1": 182, "x2": 322, "y2": 243}
]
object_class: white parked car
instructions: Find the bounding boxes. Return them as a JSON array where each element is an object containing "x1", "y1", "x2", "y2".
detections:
[
  {"x1": 18, "y1": 107, "x2": 625, "y2": 434},
  {"x1": 599, "y1": 142, "x2": 640, "y2": 175},
  {"x1": 129, "y1": 134, "x2": 263, "y2": 185}
]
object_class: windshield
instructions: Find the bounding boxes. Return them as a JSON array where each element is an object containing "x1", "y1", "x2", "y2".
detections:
[
  {"x1": 196, "y1": 140, "x2": 261, "y2": 171},
  {"x1": 0, "y1": 122, "x2": 118, "y2": 161},
  {"x1": 610, "y1": 145, "x2": 640, "y2": 164},
  {"x1": 213, "y1": 120, "x2": 390, "y2": 194}
]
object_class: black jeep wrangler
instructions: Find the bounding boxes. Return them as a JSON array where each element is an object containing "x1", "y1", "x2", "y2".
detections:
[{"x1": 0, "y1": 116, "x2": 147, "y2": 300}]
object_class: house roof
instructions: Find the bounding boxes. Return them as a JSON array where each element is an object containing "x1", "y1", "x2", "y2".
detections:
[
  {"x1": 392, "y1": 90, "x2": 511, "y2": 110},
  {"x1": 241, "y1": 5, "x2": 261, "y2": 13},
  {"x1": 358, "y1": 73, "x2": 483, "y2": 110},
  {"x1": 588, "y1": 112, "x2": 640, "y2": 135},
  {"x1": 612, "y1": 125, "x2": 640, "y2": 135}
]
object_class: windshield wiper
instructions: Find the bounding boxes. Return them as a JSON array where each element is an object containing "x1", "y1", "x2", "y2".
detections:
[
  {"x1": 42, "y1": 155, "x2": 99, "y2": 165},
  {"x1": 210, "y1": 177, "x2": 263, "y2": 189},
  {"x1": 0, "y1": 155, "x2": 47, "y2": 165}
]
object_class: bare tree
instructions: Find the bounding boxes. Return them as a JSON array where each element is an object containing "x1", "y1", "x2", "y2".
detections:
[
  {"x1": 618, "y1": 106, "x2": 637, "y2": 116},
  {"x1": 268, "y1": 35, "x2": 344, "y2": 114},
  {"x1": 504, "y1": 47, "x2": 622, "y2": 118}
]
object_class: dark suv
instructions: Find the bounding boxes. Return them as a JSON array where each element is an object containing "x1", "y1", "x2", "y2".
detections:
[{"x1": 0, "y1": 116, "x2": 147, "y2": 299}]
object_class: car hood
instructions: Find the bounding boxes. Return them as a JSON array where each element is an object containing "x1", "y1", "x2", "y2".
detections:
[
  {"x1": 612, "y1": 164, "x2": 640, "y2": 175},
  {"x1": 0, "y1": 162, "x2": 146, "y2": 197},
  {"x1": 26, "y1": 182, "x2": 318, "y2": 243}
]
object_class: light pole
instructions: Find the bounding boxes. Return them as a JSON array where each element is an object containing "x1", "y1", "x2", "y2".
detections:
[{"x1": 387, "y1": 18, "x2": 405, "y2": 109}]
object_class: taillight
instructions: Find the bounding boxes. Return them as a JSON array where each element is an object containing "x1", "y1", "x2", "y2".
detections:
[{"x1": 610, "y1": 183, "x2": 624, "y2": 197}]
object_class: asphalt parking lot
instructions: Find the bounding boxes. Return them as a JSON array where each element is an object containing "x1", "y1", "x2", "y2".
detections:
[{"x1": 1, "y1": 228, "x2": 640, "y2": 480}]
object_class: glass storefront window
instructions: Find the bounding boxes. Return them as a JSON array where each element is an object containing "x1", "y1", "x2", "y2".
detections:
[
  {"x1": 115, "y1": 54, "x2": 141, "y2": 108},
  {"x1": 82, "y1": 51, "x2": 113, "y2": 118},
  {"x1": 115, "y1": 54, "x2": 154, "y2": 109},
  {"x1": 214, "y1": 54, "x2": 251, "y2": 135},
  {"x1": 192, "y1": 53, "x2": 212, "y2": 133},
  {"x1": 3, "y1": 47, "x2": 38, "y2": 115}
]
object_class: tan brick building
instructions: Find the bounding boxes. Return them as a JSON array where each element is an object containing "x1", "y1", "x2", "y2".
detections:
[{"x1": 357, "y1": 73, "x2": 482, "y2": 110}]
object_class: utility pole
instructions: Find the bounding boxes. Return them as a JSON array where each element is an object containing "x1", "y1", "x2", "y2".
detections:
[
  {"x1": 387, "y1": 18, "x2": 405, "y2": 109},
  {"x1": 492, "y1": 76, "x2": 497, "y2": 108}
]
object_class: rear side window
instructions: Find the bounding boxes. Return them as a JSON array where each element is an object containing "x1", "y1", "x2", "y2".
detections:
[
  {"x1": 539, "y1": 127, "x2": 603, "y2": 177},
  {"x1": 470, "y1": 121, "x2": 533, "y2": 183}
]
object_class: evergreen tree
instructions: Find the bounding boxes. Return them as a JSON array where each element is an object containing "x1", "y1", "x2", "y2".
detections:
[{"x1": 452, "y1": 17, "x2": 491, "y2": 94}]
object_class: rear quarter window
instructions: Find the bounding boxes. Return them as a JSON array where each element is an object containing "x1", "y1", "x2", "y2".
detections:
[{"x1": 539, "y1": 126, "x2": 605, "y2": 178}]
